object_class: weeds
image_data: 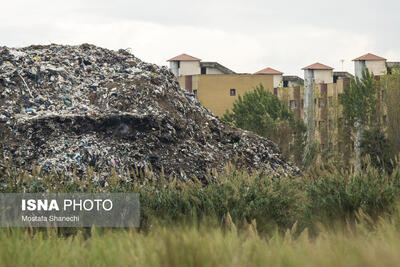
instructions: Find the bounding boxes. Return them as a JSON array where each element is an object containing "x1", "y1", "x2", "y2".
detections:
[
  {"x1": 1, "y1": 160, "x2": 400, "y2": 235},
  {"x1": 2, "y1": 211, "x2": 400, "y2": 267},
  {"x1": 2, "y1": 160, "x2": 400, "y2": 266}
]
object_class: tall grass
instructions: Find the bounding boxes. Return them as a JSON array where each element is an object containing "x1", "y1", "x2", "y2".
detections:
[
  {"x1": 2, "y1": 161, "x2": 400, "y2": 234},
  {"x1": 2, "y1": 160, "x2": 400, "y2": 265},
  {"x1": 2, "y1": 211, "x2": 400, "y2": 267}
]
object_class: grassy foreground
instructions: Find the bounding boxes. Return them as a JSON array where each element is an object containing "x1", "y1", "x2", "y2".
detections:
[
  {"x1": 2, "y1": 214, "x2": 400, "y2": 267},
  {"x1": 2, "y1": 161, "x2": 400, "y2": 266}
]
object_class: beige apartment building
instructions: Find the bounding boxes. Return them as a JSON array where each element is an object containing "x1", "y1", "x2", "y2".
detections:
[
  {"x1": 168, "y1": 52, "x2": 394, "y2": 152},
  {"x1": 168, "y1": 54, "x2": 275, "y2": 117}
]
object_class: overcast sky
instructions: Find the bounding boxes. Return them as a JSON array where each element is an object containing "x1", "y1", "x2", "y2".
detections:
[{"x1": 1, "y1": 0, "x2": 399, "y2": 76}]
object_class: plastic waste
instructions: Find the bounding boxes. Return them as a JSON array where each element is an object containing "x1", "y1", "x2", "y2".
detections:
[{"x1": 0, "y1": 44, "x2": 299, "y2": 182}]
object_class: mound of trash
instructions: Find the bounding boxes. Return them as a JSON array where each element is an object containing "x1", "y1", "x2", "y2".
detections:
[{"x1": 0, "y1": 44, "x2": 299, "y2": 182}]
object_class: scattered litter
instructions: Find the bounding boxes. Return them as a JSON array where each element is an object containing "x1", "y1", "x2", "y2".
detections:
[{"x1": 0, "y1": 44, "x2": 299, "y2": 182}]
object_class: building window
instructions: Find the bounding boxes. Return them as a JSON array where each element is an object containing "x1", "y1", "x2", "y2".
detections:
[
  {"x1": 290, "y1": 100, "x2": 296, "y2": 110},
  {"x1": 177, "y1": 61, "x2": 180, "y2": 68},
  {"x1": 230, "y1": 89, "x2": 236, "y2": 96},
  {"x1": 201, "y1": 67, "x2": 206, "y2": 75},
  {"x1": 193, "y1": 90, "x2": 198, "y2": 98},
  {"x1": 283, "y1": 80, "x2": 289, "y2": 88}
]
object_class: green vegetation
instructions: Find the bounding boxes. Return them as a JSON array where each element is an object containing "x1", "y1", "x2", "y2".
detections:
[
  {"x1": 339, "y1": 69, "x2": 378, "y2": 170},
  {"x1": 340, "y1": 69, "x2": 377, "y2": 128},
  {"x1": 221, "y1": 70, "x2": 400, "y2": 172},
  {"x1": 2, "y1": 161, "x2": 399, "y2": 233},
  {"x1": 328, "y1": 68, "x2": 400, "y2": 173},
  {"x1": 2, "y1": 70, "x2": 400, "y2": 266},
  {"x1": 360, "y1": 128, "x2": 394, "y2": 172},
  {"x1": 2, "y1": 161, "x2": 400, "y2": 266},
  {"x1": 383, "y1": 67, "x2": 400, "y2": 154},
  {"x1": 222, "y1": 84, "x2": 306, "y2": 165},
  {"x1": 4, "y1": 214, "x2": 400, "y2": 267}
]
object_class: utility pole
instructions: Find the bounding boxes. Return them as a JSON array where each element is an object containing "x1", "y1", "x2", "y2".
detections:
[{"x1": 340, "y1": 59, "x2": 345, "y2": 71}]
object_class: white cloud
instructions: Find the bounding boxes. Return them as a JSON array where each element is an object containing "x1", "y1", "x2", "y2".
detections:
[{"x1": 0, "y1": 0, "x2": 397, "y2": 78}]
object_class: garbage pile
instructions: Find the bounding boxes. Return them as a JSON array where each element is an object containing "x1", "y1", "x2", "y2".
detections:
[{"x1": 0, "y1": 44, "x2": 299, "y2": 182}]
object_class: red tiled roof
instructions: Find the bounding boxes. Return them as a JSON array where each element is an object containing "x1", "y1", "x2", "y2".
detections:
[
  {"x1": 352, "y1": 53, "x2": 386, "y2": 61},
  {"x1": 302, "y1": 62, "x2": 334, "y2": 70},
  {"x1": 167, "y1": 53, "x2": 201, "y2": 61},
  {"x1": 254, "y1": 67, "x2": 283, "y2": 75}
]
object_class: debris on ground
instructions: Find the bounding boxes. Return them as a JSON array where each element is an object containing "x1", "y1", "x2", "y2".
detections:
[{"x1": 0, "y1": 44, "x2": 299, "y2": 182}]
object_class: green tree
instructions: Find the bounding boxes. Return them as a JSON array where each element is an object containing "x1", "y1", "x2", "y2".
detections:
[
  {"x1": 223, "y1": 84, "x2": 306, "y2": 165},
  {"x1": 360, "y1": 128, "x2": 393, "y2": 173},
  {"x1": 339, "y1": 69, "x2": 377, "y2": 170},
  {"x1": 382, "y1": 67, "x2": 400, "y2": 154}
]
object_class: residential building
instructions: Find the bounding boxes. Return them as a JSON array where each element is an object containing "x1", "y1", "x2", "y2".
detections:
[
  {"x1": 168, "y1": 54, "x2": 274, "y2": 117},
  {"x1": 353, "y1": 53, "x2": 387, "y2": 77},
  {"x1": 253, "y1": 67, "x2": 283, "y2": 88},
  {"x1": 282, "y1": 76, "x2": 304, "y2": 88},
  {"x1": 167, "y1": 53, "x2": 235, "y2": 77},
  {"x1": 168, "y1": 52, "x2": 393, "y2": 154}
]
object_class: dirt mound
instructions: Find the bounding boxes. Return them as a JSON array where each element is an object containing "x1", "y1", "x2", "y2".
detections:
[{"x1": 0, "y1": 44, "x2": 299, "y2": 182}]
